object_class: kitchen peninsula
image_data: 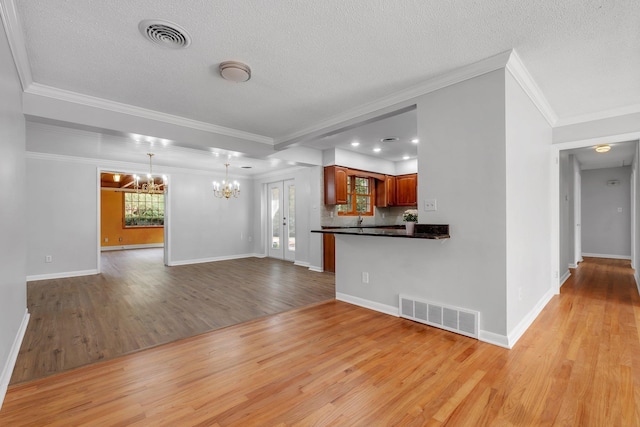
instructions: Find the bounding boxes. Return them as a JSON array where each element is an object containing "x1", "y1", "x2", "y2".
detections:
[{"x1": 313, "y1": 224, "x2": 449, "y2": 239}]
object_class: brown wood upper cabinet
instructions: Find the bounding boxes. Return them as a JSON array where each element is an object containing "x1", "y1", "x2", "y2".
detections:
[
  {"x1": 395, "y1": 173, "x2": 418, "y2": 206},
  {"x1": 324, "y1": 166, "x2": 348, "y2": 205},
  {"x1": 375, "y1": 175, "x2": 396, "y2": 207}
]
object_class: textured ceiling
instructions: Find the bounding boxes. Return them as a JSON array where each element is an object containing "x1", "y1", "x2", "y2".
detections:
[
  {"x1": 13, "y1": 0, "x2": 640, "y2": 143},
  {"x1": 566, "y1": 140, "x2": 637, "y2": 171}
]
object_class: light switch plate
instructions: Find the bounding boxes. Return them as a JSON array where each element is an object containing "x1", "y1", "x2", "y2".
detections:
[{"x1": 424, "y1": 199, "x2": 437, "y2": 211}]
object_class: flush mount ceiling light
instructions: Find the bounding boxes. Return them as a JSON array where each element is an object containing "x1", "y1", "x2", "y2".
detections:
[
  {"x1": 139, "y1": 19, "x2": 191, "y2": 49},
  {"x1": 219, "y1": 61, "x2": 251, "y2": 82},
  {"x1": 595, "y1": 144, "x2": 611, "y2": 153}
]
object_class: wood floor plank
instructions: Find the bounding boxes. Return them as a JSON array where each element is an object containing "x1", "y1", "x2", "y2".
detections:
[
  {"x1": 11, "y1": 249, "x2": 335, "y2": 384},
  {"x1": 1, "y1": 257, "x2": 639, "y2": 425}
]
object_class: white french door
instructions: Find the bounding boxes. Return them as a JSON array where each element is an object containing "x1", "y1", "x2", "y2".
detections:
[{"x1": 268, "y1": 180, "x2": 295, "y2": 261}]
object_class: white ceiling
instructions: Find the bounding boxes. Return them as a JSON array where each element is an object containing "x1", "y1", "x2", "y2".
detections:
[
  {"x1": 4, "y1": 0, "x2": 640, "y2": 170},
  {"x1": 565, "y1": 140, "x2": 638, "y2": 171}
]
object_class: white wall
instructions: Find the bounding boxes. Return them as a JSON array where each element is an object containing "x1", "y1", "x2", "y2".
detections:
[
  {"x1": 0, "y1": 18, "x2": 28, "y2": 407},
  {"x1": 504, "y1": 70, "x2": 553, "y2": 338},
  {"x1": 581, "y1": 166, "x2": 632, "y2": 258}
]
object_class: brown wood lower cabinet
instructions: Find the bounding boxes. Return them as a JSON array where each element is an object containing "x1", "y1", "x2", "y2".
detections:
[{"x1": 323, "y1": 233, "x2": 335, "y2": 273}]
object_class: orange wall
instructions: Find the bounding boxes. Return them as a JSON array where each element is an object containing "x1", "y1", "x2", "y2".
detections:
[{"x1": 100, "y1": 190, "x2": 164, "y2": 247}]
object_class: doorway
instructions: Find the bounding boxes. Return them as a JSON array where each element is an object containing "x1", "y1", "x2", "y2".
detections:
[
  {"x1": 267, "y1": 179, "x2": 295, "y2": 261},
  {"x1": 97, "y1": 169, "x2": 168, "y2": 272}
]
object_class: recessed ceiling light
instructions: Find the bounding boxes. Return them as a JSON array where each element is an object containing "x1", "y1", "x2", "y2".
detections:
[
  {"x1": 219, "y1": 61, "x2": 251, "y2": 82},
  {"x1": 402, "y1": 156, "x2": 410, "y2": 160},
  {"x1": 411, "y1": 138, "x2": 419, "y2": 144},
  {"x1": 351, "y1": 141, "x2": 360, "y2": 147},
  {"x1": 373, "y1": 148, "x2": 381, "y2": 153},
  {"x1": 595, "y1": 144, "x2": 611, "y2": 153}
]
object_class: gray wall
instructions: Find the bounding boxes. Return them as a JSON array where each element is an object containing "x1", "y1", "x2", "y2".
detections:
[
  {"x1": 504, "y1": 70, "x2": 553, "y2": 335},
  {"x1": 554, "y1": 112, "x2": 640, "y2": 144},
  {"x1": 581, "y1": 166, "x2": 632, "y2": 258},
  {"x1": 168, "y1": 171, "x2": 254, "y2": 264},
  {"x1": 0, "y1": 18, "x2": 27, "y2": 402},
  {"x1": 558, "y1": 152, "x2": 577, "y2": 278},
  {"x1": 25, "y1": 151, "x2": 258, "y2": 276},
  {"x1": 337, "y1": 69, "x2": 510, "y2": 337},
  {"x1": 26, "y1": 156, "x2": 98, "y2": 277},
  {"x1": 251, "y1": 166, "x2": 321, "y2": 268},
  {"x1": 634, "y1": 145, "x2": 640, "y2": 285}
]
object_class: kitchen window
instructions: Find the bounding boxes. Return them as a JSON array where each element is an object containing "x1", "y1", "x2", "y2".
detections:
[{"x1": 337, "y1": 176, "x2": 374, "y2": 216}]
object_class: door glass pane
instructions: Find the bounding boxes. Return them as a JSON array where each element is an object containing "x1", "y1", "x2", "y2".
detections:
[
  {"x1": 271, "y1": 187, "x2": 280, "y2": 249},
  {"x1": 288, "y1": 184, "x2": 295, "y2": 251}
]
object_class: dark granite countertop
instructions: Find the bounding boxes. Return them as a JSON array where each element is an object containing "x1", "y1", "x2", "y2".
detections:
[{"x1": 312, "y1": 224, "x2": 449, "y2": 240}]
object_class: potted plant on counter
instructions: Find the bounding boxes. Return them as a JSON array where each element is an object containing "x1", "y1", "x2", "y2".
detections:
[{"x1": 403, "y1": 209, "x2": 418, "y2": 234}]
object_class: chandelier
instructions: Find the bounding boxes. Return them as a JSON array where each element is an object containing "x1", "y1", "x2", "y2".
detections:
[
  {"x1": 134, "y1": 153, "x2": 166, "y2": 194},
  {"x1": 213, "y1": 163, "x2": 240, "y2": 199}
]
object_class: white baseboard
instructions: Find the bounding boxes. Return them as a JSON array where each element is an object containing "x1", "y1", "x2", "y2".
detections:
[
  {"x1": 582, "y1": 253, "x2": 631, "y2": 260},
  {"x1": 168, "y1": 253, "x2": 257, "y2": 266},
  {"x1": 336, "y1": 292, "x2": 399, "y2": 317},
  {"x1": 635, "y1": 271, "x2": 639, "y2": 295},
  {"x1": 294, "y1": 261, "x2": 310, "y2": 268},
  {"x1": 506, "y1": 288, "x2": 555, "y2": 349},
  {"x1": 478, "y1": 330, "x2": 510, "y2": 348},
  {"x1": 337, "y1": 292, "x2": 513, "y2": 349},
  {"x1": 560, "y1": 270, "x2": 571, "y2": 287},
  {"x1": 27, "y1": 269, "x2": 98, "y2": 282},
  {"x1": 568, "y1": 263, "x2": 578, "y2": 269},
  {"x1": 0, "y1": 309, "x2": 30, "y2": 410},
  {"x1": 101, "y1": 243, "x2": 164, "y2": 251},
  {"x1": 308, "y1": 266, "x2": 324, "y2": 273}
]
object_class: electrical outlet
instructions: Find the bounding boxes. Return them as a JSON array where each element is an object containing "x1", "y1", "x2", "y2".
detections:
[
  {"x1": 424, "y1": 199, "x2": 437, "y2": 211},
  {"x1": 45, "y1": 255, "x2": 52, "y2": 263},
  {"x1": 362, "y1": 272, "x2": 369, "y2": 283}
]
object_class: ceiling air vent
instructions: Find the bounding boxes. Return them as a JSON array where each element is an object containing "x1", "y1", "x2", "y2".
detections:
[{"x1": 139, "y1": 19, "x2": 191, "y2": 49}]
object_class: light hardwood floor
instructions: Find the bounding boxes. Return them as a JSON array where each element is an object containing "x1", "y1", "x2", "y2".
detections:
[
  {"x1": 10, "y1": 249, "x2": 335, "y2": 384},
  {"x1": 1, "y1": 257, "x2": 639, "y2": 425}
]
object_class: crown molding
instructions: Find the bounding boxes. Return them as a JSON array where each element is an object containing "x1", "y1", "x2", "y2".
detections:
[
  {"x1": 505, "y1": 49, "x2": 558, "y2": 126},
  {"x1": 554, "y1": 104, "x2": 640, "y2": 127},
  {"x1": 0, "y1": 0, "x2": 33, "y2": 90},
  {"x1": 23, "y1": 82, "x2": 275, "y2": 145},
  {"x1": 275, "y1": 50, "x2": 514, "y2": 145}
]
